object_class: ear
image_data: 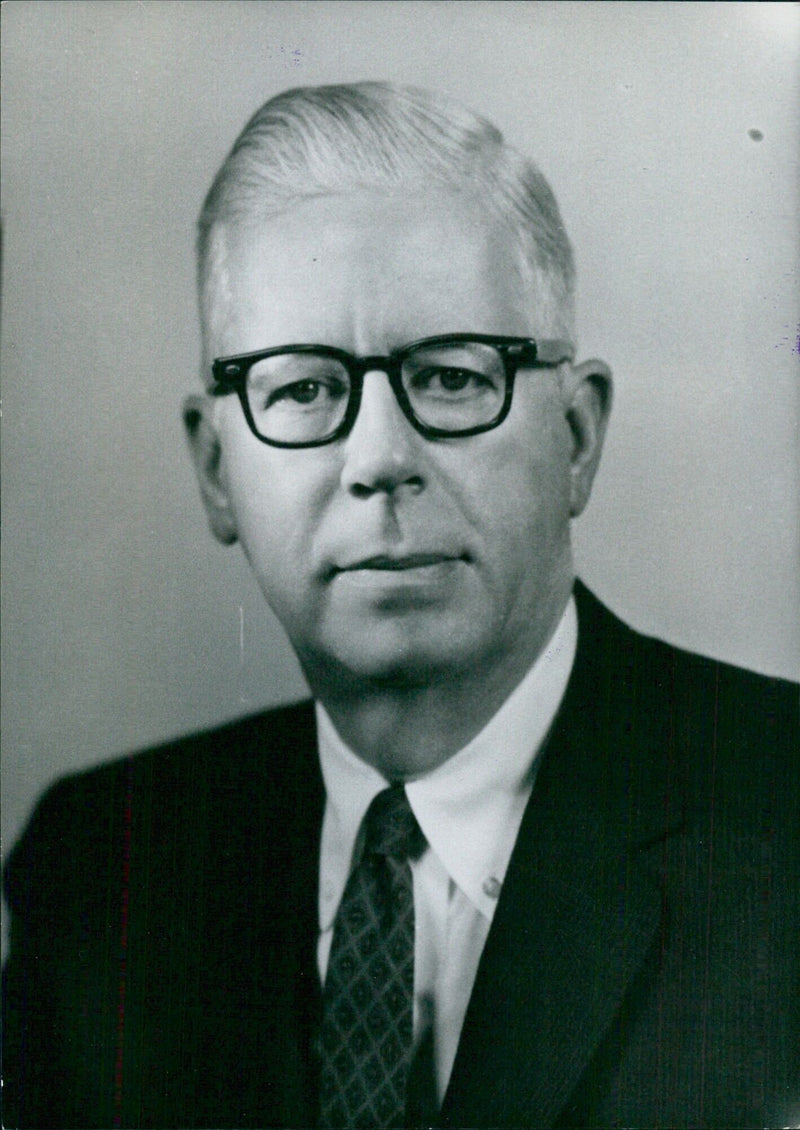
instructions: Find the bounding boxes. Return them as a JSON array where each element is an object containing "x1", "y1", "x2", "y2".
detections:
[
  {"x1": 182, "y1": 394, "x2": 238, "y2": 545},
  {"x1": 562, "y1": 360, "x2": 613, "y2": 518}
]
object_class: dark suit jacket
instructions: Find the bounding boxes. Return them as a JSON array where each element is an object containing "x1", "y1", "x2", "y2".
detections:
[{"x1": 3, "y1": 583, "x2": 799, "y2": 1128}]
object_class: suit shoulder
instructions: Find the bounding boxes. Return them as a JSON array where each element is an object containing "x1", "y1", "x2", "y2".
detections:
[
  {"x1": 4, "y1": 700, "x2": 318, "y2": 912},
  {"x1": 47, "y1": 697, "x2": 315, "y2": 796},
  {"x1": 573, "y1": 581, "x2": 798, "y2": 819},
  {"x1": 575, "y1": 579, "x2": 797, "y2": 722}
]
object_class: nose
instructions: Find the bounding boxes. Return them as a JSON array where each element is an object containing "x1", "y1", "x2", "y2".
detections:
[{"x1": 339, "y1": 370, "x2": 425, "y2": 498}]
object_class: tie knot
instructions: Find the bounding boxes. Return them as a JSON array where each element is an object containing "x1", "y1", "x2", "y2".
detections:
[{"x1": 362, "y1": 785, "x2": 426, "y2": 862}]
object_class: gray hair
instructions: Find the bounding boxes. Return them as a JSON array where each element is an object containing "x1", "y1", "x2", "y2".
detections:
[{"x1": 198, "y1": 82, "x2": 575, "y2": 361}]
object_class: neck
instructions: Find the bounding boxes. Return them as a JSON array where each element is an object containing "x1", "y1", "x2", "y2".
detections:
[{"x1": 303, "y1": 592, "x2": 572, "y2": 780}]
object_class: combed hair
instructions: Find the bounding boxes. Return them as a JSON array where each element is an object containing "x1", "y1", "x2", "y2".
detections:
[{"x1": 198, "y1": 82, "x2": 575, "y2": 360}]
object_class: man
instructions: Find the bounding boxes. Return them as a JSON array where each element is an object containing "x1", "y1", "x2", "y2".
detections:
[{"x1": 3, "y1": 82, "x2": 798, "y2": 1129}]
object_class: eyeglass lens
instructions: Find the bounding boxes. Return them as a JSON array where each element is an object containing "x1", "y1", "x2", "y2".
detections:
[{"x1": 245, "y1": 340, "x2": 507, "y2": 444}]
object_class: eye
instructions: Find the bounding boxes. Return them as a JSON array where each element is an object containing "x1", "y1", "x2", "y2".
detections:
[
  {"x1": 266, "y1": 375, "x2": 348, "y2": 409},
  {"x1": 271, "y1": 380, "x2": 322, "y2": 406},
  {"x1": 409, "y1": 366, "x2": 495, "y2": 396},
  {"x1": 439, "y1": 368, "x2": 483, "y2": 392}
]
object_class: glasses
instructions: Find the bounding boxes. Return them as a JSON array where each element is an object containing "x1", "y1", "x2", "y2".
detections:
[{"x1": 210, "y1": 333, "x2": 574, "y2": 448}]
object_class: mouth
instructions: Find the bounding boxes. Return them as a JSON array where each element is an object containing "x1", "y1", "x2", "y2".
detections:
[
  {"x1": 338, "y1": 553, "x2": 465, "y2": 572},
  {"x1": 324, "y1": 550, "x2": 470, "y2": 587}
]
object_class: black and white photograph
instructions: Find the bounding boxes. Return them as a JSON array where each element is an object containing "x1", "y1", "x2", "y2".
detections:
[{"x1": 2, "y1": 3, "x2": 798, "y2": 1127}]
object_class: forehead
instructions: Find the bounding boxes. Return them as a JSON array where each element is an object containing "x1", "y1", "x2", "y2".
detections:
[{"x1": 214, "y1": 188, "x2": 536, "y2": 355}]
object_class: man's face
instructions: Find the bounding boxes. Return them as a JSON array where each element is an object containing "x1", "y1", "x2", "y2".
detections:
[{"x1": 195, "y1": 188, "x2": 604, "y2": 694}]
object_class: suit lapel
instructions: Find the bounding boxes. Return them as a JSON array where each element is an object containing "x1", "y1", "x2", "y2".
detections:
[
  {"x1": 440, "y1": 587, "x2": 680, "y2": 1128},
  {"x1": 280, "y1": 706, "x2": 326, "y2": 1126},
  {"x1": 440, "y1": 774, "x2": 663, "y2": 1127},
  {"x1": 242, "y1": 704, "x2": 326, "y2": 1127}
]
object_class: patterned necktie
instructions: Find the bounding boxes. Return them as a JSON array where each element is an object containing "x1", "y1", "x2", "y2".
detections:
[{"x1": 318, "y1": 784, "x2": 427, "y2": 1129}]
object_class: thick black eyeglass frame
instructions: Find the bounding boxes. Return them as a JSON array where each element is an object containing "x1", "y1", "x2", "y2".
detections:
[{"x1": 210, "y1": 332, "x2": 574, "y2": 448}]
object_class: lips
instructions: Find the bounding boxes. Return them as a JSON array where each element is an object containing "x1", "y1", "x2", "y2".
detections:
[
  {"x1": 340, "y1": 553, "x2": 461, "y2": 571},
  {"x1": 324, "y1": 549, "x2": 470, "y2": 582}
]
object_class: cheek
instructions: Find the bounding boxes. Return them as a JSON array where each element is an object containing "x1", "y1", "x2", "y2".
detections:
[
  {"x1": 218, "y1": 413, "x2": 332, "y2": 575},
  {"x1": 456, "y1": 408, "x2": 572, "y2": 550}
]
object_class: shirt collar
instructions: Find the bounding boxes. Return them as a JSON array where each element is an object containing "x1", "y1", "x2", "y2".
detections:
[{"x1": 317, "y1": 595, "x2": 577, "y2": 928}]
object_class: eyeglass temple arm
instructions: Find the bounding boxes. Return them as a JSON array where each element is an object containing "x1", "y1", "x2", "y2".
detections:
[{"x1": 533, "y1": 339, "x2": 574, "y2": 365}]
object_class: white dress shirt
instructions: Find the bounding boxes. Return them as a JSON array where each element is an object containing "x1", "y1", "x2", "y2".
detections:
[{"x1": 316, "y1": 596, "x2": 577, "y2": 1104}]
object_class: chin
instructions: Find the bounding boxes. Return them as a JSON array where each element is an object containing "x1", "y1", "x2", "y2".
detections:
[{"x1": 315, "y1": 622, "x2": 486, "y2": 690}]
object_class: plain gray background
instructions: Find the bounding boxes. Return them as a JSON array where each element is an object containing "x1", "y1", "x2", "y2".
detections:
[{"x1": 2, "y1": 1, "x2": 798, "y2": 863}]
